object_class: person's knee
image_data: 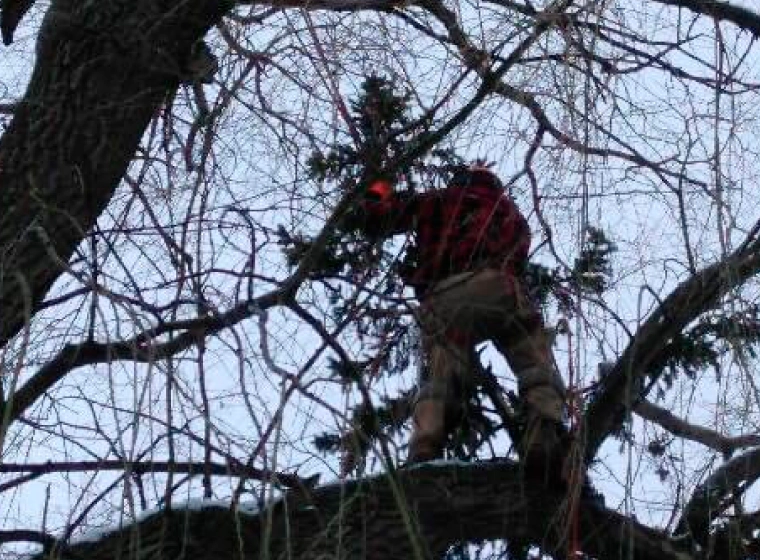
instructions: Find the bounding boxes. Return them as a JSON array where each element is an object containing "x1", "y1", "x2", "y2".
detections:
[
  {"x1": 517, "y1": 363, "x2": 565, "y2": 391},
  {"x1": 523, "y1": 383, "x2": 565, "y2": 423},
  {"x1": 517, "y1": 364, "x2": 566, "y2": 422}
]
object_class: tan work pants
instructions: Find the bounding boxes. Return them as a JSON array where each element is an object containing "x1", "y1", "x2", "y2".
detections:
[{"x1": 412, "y1": 268, "x2": 566, "y2": 454}]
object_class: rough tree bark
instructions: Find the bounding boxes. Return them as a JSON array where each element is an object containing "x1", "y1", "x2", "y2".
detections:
[
  {"x1": 0, "y1": 0, "x2": 229, "y2": 348},
  {"x1": 39, "y1": 462, "x2": 694, "y2": 560}
]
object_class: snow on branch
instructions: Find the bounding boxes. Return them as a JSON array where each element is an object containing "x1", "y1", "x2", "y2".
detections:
[
  {"x1": 31, "y1": 461, "x2": 694, "y2": 560},
  {"x1": 677, "y1": 446, "x2": 760, "y2": 545}
]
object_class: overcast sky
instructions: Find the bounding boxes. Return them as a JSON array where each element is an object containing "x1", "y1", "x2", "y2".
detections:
[{"x1": 2, "y1": 0, "x2": 760, "y2": 554}]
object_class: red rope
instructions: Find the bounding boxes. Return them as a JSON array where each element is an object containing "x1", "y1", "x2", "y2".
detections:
[{"x1": 565, "y1": 324, "x2": 582, "y2": 560}]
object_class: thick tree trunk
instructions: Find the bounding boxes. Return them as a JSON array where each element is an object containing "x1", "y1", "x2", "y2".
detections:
[
  {"x1": 48, "y1": 462, "x2": 693, "y2": 560},
  {"x1": 0, "y1": 0, "x2": 228, "y2": 348}
]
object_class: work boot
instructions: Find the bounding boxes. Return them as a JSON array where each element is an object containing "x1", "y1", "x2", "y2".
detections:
[
  {"x1": 408, "y1": 399, "x2": 447, "y2": 464},
  {"x1": 519, "y1": 409, "x2": 567, "y2": 487}
]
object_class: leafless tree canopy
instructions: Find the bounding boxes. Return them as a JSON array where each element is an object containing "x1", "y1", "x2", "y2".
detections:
[{"x1": 2, "y1": 0, "x2": 760, "y2": 558}]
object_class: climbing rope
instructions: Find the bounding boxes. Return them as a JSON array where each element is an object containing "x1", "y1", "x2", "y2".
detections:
[{"x1": 565, "y1": 322, "x2": 583, "y2": 559}]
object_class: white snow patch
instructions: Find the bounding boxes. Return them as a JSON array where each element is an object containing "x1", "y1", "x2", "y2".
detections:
[
  {"x1": 179, "y1": 498, "x2": 233, "y2": 512},
  {"x1": 404, "y1": 458, "x2": 472, "y2": 470},
  {"x1": 68, "y1": 524, "x2": 119, "y2": 545},
  {"x1": 69, "y1": 498, "x2": 261, "y2": 545}
]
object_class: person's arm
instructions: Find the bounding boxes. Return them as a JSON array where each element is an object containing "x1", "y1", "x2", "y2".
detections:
[
  {"x1": 355, "y1": 180, "x2": 419, "y2": 237},
  {"x1": 502, "y1": 197, "x2": 531, "y2": 266}
]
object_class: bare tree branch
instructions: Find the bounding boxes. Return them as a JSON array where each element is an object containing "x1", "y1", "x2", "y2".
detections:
[
  {"x1": 649, "y1": 0, "x2": 760, "y2": 38},
  {"x1": 0, "y1": 0, "x2": 35, "y2": 44},
  {"x1": 1, "y1": 283, "x2": 294, "y2": 425},
  {"x1": 0, "y1": 460, "x2": 307, "y2": 488},
  {"x1": 237, "y1": 0, "x2": 403, "y2": 9},
  {"x1": 0, "y1": 0, "x2": 231, "y2": 348},
  {"x1": 636, "y1": 399, "x2": 760, "y2": 455},
  {"x1": 35, "y1": 462, "x2": 695, "y2": 560},
  {"x1": 417, "y1": 0, "x2": 702, "y2": 186},
  {"x1": 0, "y1": 529, "x2": 58, "y2": 549},
  {"x1": 584, "y1": 233, "x2": 760, "y2": 462},
  {"x1": 677, "y1": 446, "x2": 760, "y2": 545}
]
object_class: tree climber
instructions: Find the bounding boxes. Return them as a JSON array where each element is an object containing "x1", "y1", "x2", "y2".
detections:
[{"x1": 357, "y1": 164, "x2": 567, "y2": 476}]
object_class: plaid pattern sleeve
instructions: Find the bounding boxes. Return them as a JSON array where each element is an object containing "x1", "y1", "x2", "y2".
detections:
[{"x1": 359, "y1": 190, "x2": 419, "y2": 237}]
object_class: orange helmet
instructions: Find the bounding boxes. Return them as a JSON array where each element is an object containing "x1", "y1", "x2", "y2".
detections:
[{"x1": 367, "y1": 179, "x2": 394, "y2": 201}]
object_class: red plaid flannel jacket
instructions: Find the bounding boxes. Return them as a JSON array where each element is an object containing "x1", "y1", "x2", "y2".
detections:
[{"x1": 362, "y1": 181, "x2": 530, "y2": 293}]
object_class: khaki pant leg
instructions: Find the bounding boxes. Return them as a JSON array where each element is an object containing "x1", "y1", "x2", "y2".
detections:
[
  {"x1": 489, "y1": 277, "x2": 566, "y2": 422},
  {"x1": 411, "y1": 296, "x2": 473, "y2": 457},
  {"x1": 417, "y1": 278, "x2": 475, "y2": 416}
]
